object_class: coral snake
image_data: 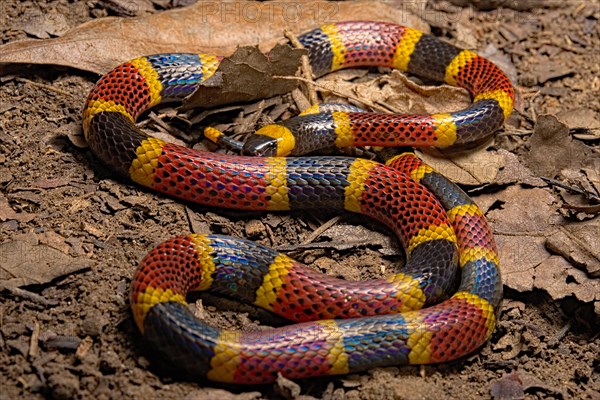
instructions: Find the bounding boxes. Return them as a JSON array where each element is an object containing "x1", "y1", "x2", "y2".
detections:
[{"x1": 83, "y1": 21, "x2": 513, "y2": 384}]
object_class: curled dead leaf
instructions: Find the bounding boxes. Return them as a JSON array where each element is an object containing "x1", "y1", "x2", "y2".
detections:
[
  {"x1": 0, "y1": 1, "x2": 429, "y2": 75},
  {"x1": 534, "y1": 256, "x2": 599, "y2": 310},
  {"x1": 185, "y1": 45, "x2": 304, "y2": 109}
]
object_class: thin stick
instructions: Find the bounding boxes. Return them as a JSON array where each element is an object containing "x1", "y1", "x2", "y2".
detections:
[
  {"x1": 284, "y1": 28, "x2": 319, "y2": 105},
  {"x1": 301, "y1": 215, "x2": 342, "y2": 245},
  {"x1": 16, "y1": 77, "x2": 74, "y2": 97},
  {"x1": 541, "y1": 176, "x2": 600, "y2": 202},
  {"x1": 273, "y1": 75, "x2": 393, "y2": 113}
]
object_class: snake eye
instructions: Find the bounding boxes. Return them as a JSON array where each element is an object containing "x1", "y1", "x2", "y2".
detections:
[{"x1": 242, "y1": 135, "x2": 278, "y2": 157}]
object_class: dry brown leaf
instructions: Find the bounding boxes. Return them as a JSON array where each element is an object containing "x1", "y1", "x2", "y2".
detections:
[
  {"x1": 479, "y1": 185, "x2": 600, "y2": 313},
  {"x1": 556, "y1": 108, "x2": 600, "y2": 132},
  {"x1": 314, "y1": 70, "x2": 470, "y2": 116},
  {"x1": 533, "y1": 256, "x2": 599, "y2": 310},
  {"x1": 0, "y1": 194, "x2": 36, "y2": 223},
  {"x1": 0, "y1": 239, "x2": 92, "y2": 289},
  {"x1": 481, "y1": 186, "x2": 559, "y2": 292},
  {"x1": 417, "y1": 147, "x2": 504, "y2": 186},
  {"x1": 32, "y1": 178, "x2": 71, "y2": 189},
  {"x1": 320, "y1": 223, "x2": 401, "y2": 256},
  {"x1": 557, "y1": 108, "x2": 600, "y2": 141},
  {"x1": 0, "y1": 1, "x2": 429, "y2": 75},
  {"x1": 526, "y1": 114, "x2": 594, "y2": 178},
  {"x1": 37, "y1": 231, "x2": 72, "y2": 255},
  {"x1": 583, "y1": 158, "x2": 600, "y2": 196},
  {"x1": 494, "y1": 149, "x2": 546, "y2": 187},
  {"x1": 16, "y1": 11, "x2": 71, "y2": 39},
  {"x1": 531, "y1": 60, "x2": 574, "y2": 84},
  {"x1": 491, "y1": 372, "x2": 525, "y2": 400},
  {"x1": 185, "y1": 45, "x2": 304, "y2": 108},
  {"x1": 102, "y1": 0, "x2": 155, "y2": 17},
  {"x1": 382, "y1": 71, "x2": 471, "y2": 114},
  {"x1": 488, "y1": 186, "x2": 559, "y2": 233},
  {"x1": 545, "y1": 220, "x2": 600, "y2": 277}
]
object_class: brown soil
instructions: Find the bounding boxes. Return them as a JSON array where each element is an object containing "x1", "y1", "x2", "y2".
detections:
[{"x1": 1, "y1": 1, "x2": 599, "y2": 399}]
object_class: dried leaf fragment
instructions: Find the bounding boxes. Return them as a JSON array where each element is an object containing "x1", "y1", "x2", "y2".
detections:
[
  {"x1": 481, "y1": 186, "x2": 559, "y2": 292},
  {"x1": 545, "y1": 221, "x2": 600, "y2": 277},
  {"x1": 526, "y1": 114, "x2": 593, "y2": 178},
  {"x1": 534, "y1": 256, "x2": 599, "y2": 309},
  {"x1": 0, "y1": 240, "x2": 92, "y2": 289},
  {"x1": 185, "y1": 45, "x2": 305, "y2": 109}
]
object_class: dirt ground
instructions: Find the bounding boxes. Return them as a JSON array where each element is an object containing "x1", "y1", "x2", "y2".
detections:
[{"x1": 1, "y1": 0, "x2": 599, "y2": 399}]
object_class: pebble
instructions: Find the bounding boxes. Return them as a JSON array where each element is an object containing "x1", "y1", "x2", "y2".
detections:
[
  {"x1": 244, "y1": 219, "x2": 265, "y2": 238},
  {"x1": 100, "y1": 349, "x2": 122, "y2": 374},
  {"x1": 80, "y1": 310, "x2": 106, "y2": 337}
]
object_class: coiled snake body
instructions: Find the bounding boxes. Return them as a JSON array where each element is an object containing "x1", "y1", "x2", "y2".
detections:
[{"x1": 83, "y1": 21, "x2": 512, "y2": 384}]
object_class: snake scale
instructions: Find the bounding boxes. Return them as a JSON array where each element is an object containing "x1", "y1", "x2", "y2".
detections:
[{"x1": 82, "y1": 21, "x2": 513, "y2": 384}]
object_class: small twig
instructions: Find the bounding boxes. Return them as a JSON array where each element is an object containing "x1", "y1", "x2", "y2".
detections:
[
  {"x1": 277, "y1": 239, "x2": 371, "y2": 252},
  {"x1": 492, "y1": 230, "x2": 549, "y2": 237},
  {"x1": 1, "y1": 286, "x2": 58, "y2": 306},
  {"x1": 497, "y1": 128, "x2": 533, "y2": 138},
  {"x1": 16, "y1": 77, "x2": 75, "y2": 97},
  {"x1": 540, "y1": 176, "x2": 600, "y2": 202},
  {"x1": 548, "y1": 320, "x2": 571, "y2": 346},
  {"x1": 242, "y1": 99, "x2": 266, "y2": 132},
  {"x1": 147, "y1": 112, "x2": 193, "y2": 142},
  {"x1": 511, "y1": 319, "x2": 544, "y2": 334},
  {"x1": 264, "y1": 223, "x2": 277, "y2": 247},
  {"x1": 273, "y1": 75, "x2": 393, "y2": 113},
  {"x1": 301, "y1": 215, "x2": 342, "y2": 245},
  {"x1": 573, "y1": 1, "x2": 587, "y2": 15},
  {"x1": 284, "y1": 28, "x2": 318, "y2": 105},
  {"x1": 29, "y1": 321, "x2": 40, "y2": 358},
  {"x1": 521, "y1": 89, "x2": 541, "y2": 99},
  {"x1": 529, "y1": 106, "x2": 537, "y2": 123},
  {"x1": 537, "y1": 38, "x2": 586, "y2": 54}
]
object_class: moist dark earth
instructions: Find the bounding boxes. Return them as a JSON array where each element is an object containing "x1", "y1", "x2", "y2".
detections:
[{"x1": 1, "y1": 1, "x2": 599, "y2": 399}]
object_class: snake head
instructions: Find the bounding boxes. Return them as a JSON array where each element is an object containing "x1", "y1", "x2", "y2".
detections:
[{"x1": 242, "y1": 134, "x2": 279, "y2": 157}]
